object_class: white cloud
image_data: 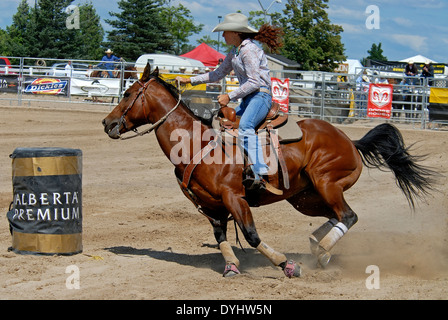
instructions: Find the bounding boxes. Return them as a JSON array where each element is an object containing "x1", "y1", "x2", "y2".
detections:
[
  {"x1": 339, "y1": 22, "x2": 365, "y2": 34},
  {"x1": 392, "y1": 17, "x2": 413, "y2": 28},
  {"x1": 327, "y1": 6, "x2": 365, "y2": 21},
  {"x1": 390, "y1": 34, "x2": 427, "y2": 52}
]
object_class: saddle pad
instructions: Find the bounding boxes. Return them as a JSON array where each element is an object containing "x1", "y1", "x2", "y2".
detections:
[{"x1": 278, "y1": 118, "x2": 302, "y2": 143}]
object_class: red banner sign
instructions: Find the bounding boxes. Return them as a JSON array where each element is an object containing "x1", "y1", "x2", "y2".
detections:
[
  {"x1": 271, "y1": 77, "x2": 289, "y2": 113},
  {"x1": 367, "y1": 83, "x2": 393, "y2": 118}
]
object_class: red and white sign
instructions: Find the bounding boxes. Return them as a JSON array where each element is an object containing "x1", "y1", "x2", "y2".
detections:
[
  {"x1": 271, "y1": 77, "x2": 289, "y2": 113},
  {"x1": 367, "y1": 83, "x2": 393, "y2": 119}
]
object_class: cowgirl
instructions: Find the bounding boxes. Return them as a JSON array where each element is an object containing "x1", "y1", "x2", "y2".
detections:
[{"x1": 176, "y1": 13, "x2": 282, "y2": 190}]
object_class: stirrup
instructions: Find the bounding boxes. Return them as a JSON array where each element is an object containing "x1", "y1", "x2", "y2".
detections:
[
  {"x1": 243, "y1": 175, "x2": 266, "y2": 191},
  {"x1": 243, "y1": 175, "x2": 283, "y2": 196}
]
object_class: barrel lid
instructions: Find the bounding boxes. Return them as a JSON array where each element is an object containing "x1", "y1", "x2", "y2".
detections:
[{"x1": 10, "y1": 147, "x2": 82, "y2": 159}]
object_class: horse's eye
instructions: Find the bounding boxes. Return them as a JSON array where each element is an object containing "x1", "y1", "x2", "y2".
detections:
[{"x1": 124, "y1": 91, "x2": 131, "y2": 98}]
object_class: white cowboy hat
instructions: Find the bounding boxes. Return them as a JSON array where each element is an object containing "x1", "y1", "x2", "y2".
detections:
[
  {"x1": 105, "y1": 49, "x2": 113, "y2": 54},
  {"x1": 212, "y1": 13, "x2": 258, "y2": 33}
]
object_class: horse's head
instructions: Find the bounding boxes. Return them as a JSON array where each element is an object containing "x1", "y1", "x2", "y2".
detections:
[{"x1": 102, "y1": 63, "x2": 160, "y2": 139}]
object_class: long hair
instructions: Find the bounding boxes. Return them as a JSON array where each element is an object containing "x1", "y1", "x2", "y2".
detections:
[{"x1": 240, "y1": 24, "x2": 283, "y2": 53}]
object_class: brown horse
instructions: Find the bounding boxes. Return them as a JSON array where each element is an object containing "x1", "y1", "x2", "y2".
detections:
[
  {"x1": 91, "y1": 65, "x2": 138, "y2": 79},
  {"x1": 102, "y1": 63, "x2": 437, "y2": 278},
  {"x1": 90, "y1": 69, "x2": 109, "y2": 78},
  {"x1": 113, "y1": 65, "x2": 138, "y2": 80}
]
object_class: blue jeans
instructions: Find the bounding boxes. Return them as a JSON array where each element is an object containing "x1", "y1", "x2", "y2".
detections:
[{"x1": 235, "y1": 91, "x2": 271, "y2": 176}]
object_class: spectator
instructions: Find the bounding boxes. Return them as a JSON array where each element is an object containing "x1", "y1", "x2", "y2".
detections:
[
  {"x1": 405, "y1": 60, "x2": 418, "y2": 84},
  {"x1": 86, "y1": 65, "x2": 93, "y2": 78},
  {"x1": 421, "y1": 60, "x2": 434, "y2": 85},
  {"x1": 98, "y1": 49, "x2": 121, "y2": 78},
  {"x1": 356, "y1": 73, "x2": 370, "y2": 117},
  {"x1": 373, "y1": 71, "x2": 389, "y2": 84},
  {"x1": 65, "y1": 60, "x2": 73, "y2": 77}
]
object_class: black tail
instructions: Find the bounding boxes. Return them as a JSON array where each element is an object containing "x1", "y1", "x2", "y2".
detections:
[{"x1": 353, "y1": 123, "x2": 439, "y2": 209}]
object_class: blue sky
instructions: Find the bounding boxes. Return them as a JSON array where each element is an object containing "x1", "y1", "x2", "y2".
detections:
[{"x1": 1, "y1": 0, "x2": 447, "y2": 63}]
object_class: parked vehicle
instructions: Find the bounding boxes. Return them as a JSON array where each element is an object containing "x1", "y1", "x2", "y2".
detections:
[
  {"x1": 0, "y1": 57, "x2": 13, "y2": 74},
  {"x1": 46, "y1": 62, "x2": 90, "y2": 78},
  {"x1": 135, "y1": 54, "x2": 205, "y2": 74}
]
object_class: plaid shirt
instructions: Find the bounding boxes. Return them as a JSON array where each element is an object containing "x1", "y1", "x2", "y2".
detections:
[{"x1": 190, "y1": 39, "x2": 271, "y2": 101}]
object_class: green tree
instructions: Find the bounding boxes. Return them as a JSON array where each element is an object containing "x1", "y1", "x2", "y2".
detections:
[
  {"x1": 5, "y1": 0, "x2": 104, "y2": 60},
  {"x1": 280, "y1": 0, "x2": 346, "y2": 71},
  {"x1": 161, "y1": 1, "x2": 203, "y2": 55},
  {"x1": 6, "y1": 0, "x2": 35, "y2": 57},
  {"x1": 248, "y1": 10, "x2": 282, "y2": 29},
  {"x1": 74, "y1": 2, "x2": 105, "y2": 60},
  {"x1": 105, "y1": 0, "x2": 174, "y2": 60},
  {"x1": 365, "y1": 42, "x2": 387, "y2": 61},
  {"x1": 0, "y1": 29, "x2": 13, "y2": 57},
  {"x1": 196, "y1": 35, "x2": 230, "y2": 54},
  {"x1": 30, "y1": 0, "x2": 76, "y2": 58}
]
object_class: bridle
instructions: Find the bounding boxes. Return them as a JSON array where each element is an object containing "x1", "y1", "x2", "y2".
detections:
[{"x1": 116, "y1": 78, "x2": 182, "y2": 140}]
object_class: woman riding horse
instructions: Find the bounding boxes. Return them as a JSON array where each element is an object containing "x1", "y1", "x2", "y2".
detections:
[
  {"x1": 103, "y1": 60, "x2": 437, "y2": 278},
  {"x1": 176, "y1": 13, "x2": 282, "y2": 191}
]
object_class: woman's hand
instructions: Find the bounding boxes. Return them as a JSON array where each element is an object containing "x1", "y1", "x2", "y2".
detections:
[
  {"x1": 218, "y1": 94, "x2": 230, "y2": 107},
  {"x1": 175, "y1": 76, "x2": 191, "y2": 84}
]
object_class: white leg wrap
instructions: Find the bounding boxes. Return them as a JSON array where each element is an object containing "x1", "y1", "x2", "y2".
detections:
[
  {"x1": 219, "y1": 241, "x2": 240, "y2": 267},
  {"x1": 310, "y1": 218, "x2": 339, "y2": 255},
  {"x1": 257, "y1": 241, "x2": 287, "y2": 266},
  {"x1": 318, "y1": 222, "x2": 348, "y2": 252}
]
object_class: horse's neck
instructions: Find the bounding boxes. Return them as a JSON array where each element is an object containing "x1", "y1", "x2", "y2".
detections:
[{"x1": 153, "y1": 98, "x2": 208, "y2": 168}]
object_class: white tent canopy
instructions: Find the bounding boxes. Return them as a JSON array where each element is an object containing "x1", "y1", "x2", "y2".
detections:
[
  {"x1": 346, "y1": 59, "x2": 364, "y2": 74},
  {"x1": 400, "y1": 55, "x2": 437, "y2": 64}
]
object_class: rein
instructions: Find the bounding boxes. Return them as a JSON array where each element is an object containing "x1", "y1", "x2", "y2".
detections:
[{"x1": 118, "y1": 78, "x2": 182, "y2": 140}]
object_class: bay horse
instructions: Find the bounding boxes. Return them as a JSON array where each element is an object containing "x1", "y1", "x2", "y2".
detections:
[
  {"x1": 102, "y1": 63, "x2": 437, "y2": 278},
  {"x1": 91, "y1": 65, "x2": 138, "y2": 79}
]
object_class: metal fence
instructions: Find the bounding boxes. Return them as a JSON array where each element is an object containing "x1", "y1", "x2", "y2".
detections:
[
  {"x1": 270, "y1": 69, "x2": 448, "y2": 128},
  {"x1": 1, "y1": 56, "x2": 448, "y2": 128},
  {"x1": 0, "y1": 56, "x2": 138, "y2": 106}
]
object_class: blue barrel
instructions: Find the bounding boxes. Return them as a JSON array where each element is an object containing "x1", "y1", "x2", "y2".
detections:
[{"x1": 7, "y1": 147, "x2": 82, "y2": 255}]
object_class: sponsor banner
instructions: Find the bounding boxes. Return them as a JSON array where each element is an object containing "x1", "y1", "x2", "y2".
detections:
[
  {"x1": 0, "y1": 75, "x2": 19, "y2": 93},
  {"x1": 23, "y1": 77, "x2": 69, "y2": 96},
  {"x1": 429, "y1": 88, "x2": 448, "y2": 121},
  {"x1": 429, "y1": 87, "x2": 448, "y2": 104},
  {"x1": 271, "y1": 77, "x2": 289, "y2": 113},
  {"x1": 70, "y1": 78, "x2": 130, "y2": 96},
  {"x1": 367, "y1": 83, "x2": 393, "y2": 119},
  {"x1": 368, "y1": 59, "x2": 446, "y2": 75}
]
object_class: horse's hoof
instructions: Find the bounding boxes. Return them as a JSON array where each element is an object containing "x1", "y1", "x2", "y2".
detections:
[
  {"x1": 223, "y1": 263, "x2": 240, "y2": 277},
  {"x1": 317, "y1": 251, "x2": 331, "y2": 268},
  {"x1": 283, "y1": 260, "x2": 301, "y2": 278}
]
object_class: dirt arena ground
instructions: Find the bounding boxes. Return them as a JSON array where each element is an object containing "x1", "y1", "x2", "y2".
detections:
[{"x1": 0, "y1": 97, "x2": 447, "y2": 301}]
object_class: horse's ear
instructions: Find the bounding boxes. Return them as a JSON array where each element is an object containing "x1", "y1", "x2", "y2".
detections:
[
  {"x1": 152, "y1": 66, "x2": 159, "y2": 78},
  {"x1": 140, "y1": 62, "x2": 151, "y2": 82}
]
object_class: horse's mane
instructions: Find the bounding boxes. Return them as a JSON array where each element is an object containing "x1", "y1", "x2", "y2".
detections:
[
  {"x1": 149, "y1": 75, "x2": 215, "y2": 127},
  {"x1": 150, "y1": 75, "x2": 180, "y2": 100}
]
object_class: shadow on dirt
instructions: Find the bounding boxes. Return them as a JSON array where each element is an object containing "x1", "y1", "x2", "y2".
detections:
[{"x1": 105, "y1": 245, "x2": 318, "y2": 275}]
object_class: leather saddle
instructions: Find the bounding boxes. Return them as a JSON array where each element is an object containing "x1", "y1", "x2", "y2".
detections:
[
  {"x1": 214, "y1": 102, "x2": 301, "y2": 193},
  {"x1": 218, "y1": 102, "x2": 288, "y2": 132}
]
